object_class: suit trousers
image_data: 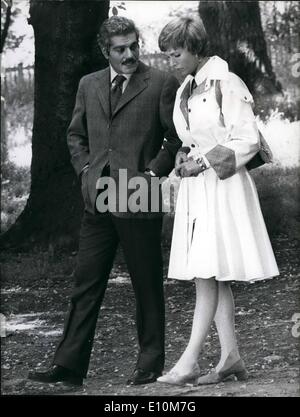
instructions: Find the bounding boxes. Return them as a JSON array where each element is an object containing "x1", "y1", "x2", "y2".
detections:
[{"x1": 53, "y1": 210, "x2": 165, "y2": 377}]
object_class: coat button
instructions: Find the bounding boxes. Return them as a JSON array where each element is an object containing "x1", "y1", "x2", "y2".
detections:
[
  {"x1": 191, "y1": 144, "x2": 195, "y2": 148},
  {"x1": 188, "y1": 109, "x2": 191, "y2": 112},
  {"x1": 203, "y1": 98, "x2": 206, "y2": 102}
]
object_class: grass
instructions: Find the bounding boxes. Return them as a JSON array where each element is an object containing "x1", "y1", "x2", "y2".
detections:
[
  {"x1": 252, "y1": 166, "x2": 300, "y2": 240},
  {"x1": 1, "y1": 162, "x2": 31, "y2": 233}
]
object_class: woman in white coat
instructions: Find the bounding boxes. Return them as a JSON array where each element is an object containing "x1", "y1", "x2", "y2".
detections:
[{"x1": 157, "y1": 15, "x2": 279, "y2": 386}]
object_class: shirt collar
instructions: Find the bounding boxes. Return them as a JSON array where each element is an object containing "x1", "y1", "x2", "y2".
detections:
[{"x1": 110, "y1": 66, "x2": 132, "y2": 84}]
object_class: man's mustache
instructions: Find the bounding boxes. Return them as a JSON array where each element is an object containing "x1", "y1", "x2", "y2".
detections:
[{"x1": 122, "y1": 59, "x2": 137, "y2": 65}]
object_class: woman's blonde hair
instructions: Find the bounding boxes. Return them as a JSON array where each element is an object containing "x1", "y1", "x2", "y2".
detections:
[{"x1": 158, "y1": 15, "x2": 209, "y2": 57}]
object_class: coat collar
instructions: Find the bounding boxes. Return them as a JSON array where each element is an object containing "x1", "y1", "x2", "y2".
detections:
[
  {"x1": 194, "y1": 55, "x2": 229, "y2": 86},
  {"x1": 95, "y1": 61, "x2": 150, "y2": 119}
]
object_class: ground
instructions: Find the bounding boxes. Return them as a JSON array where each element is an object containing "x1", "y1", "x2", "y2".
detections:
[{"x1": 1, "y1": 234, "x2": 299, "y2": 397}]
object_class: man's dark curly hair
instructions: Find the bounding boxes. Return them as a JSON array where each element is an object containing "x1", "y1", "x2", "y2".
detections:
[{"x1": 98, "y1": 16, "x2": 139, "y2": 55}]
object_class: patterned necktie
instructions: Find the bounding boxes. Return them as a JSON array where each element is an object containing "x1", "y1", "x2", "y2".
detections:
[{"x1": 110, "y1": 74, "x2": 126, "y2": 114}]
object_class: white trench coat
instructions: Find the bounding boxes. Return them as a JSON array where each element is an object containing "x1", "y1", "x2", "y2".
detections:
[{"x1": 168, "y1": 56, "x2": 279, "y2": 282}]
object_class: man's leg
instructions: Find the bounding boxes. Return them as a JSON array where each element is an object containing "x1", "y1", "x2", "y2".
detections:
[
  {"x1": 113, "y1": 216, "x2": 165, "y2": 374},
  {"x1": 53, "y1": 211, "x2": 119, "y2": 377}
]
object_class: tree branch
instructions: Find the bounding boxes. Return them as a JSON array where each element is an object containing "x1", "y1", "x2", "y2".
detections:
[{"x1": 1, "y1": 0, "x2": 12, "y2": 53}]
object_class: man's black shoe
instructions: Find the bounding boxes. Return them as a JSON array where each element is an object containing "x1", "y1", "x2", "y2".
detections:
[
  {"x1": 126, "y1": 368, "x2": 161, "y2": 385},
  {"x1": 28, "y1": 365, "x2": 83, "y2": 386}
]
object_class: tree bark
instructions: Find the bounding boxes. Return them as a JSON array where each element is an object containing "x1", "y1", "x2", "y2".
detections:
[
  {"x1": 198, "y1": 1, "x2": 282, "y2": 97},
  {"x1": 1, "y1": 0, "x2": 109, "y2": 250}
]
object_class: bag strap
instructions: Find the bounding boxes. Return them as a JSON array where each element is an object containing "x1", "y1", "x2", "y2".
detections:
[
  {"x1": 214, "y1": 79, "x2": 225, "y2": 125},
  {"x1": 215, "y1": 79, "x2": 222, "y2": 109}
]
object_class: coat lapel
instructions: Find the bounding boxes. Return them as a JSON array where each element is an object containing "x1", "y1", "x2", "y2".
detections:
[
  {"x1": 191, "y1": 78, "x2": 209, "y2": 97},
  {"x1": 179, "y1": 78, "x2": 209, "y2": 128},
  {"x1": 180, "y1": 80, "x2": 191, "y2": 128},
  {"x1": 94, "y1": 62, "x2": 150, "y2": 119},
  {"x1": 112, "y1": 62, "x2": 150, "y2": 117},
  {"x1": 95, "y1": 68, "x2": 110, "y2": 120}
]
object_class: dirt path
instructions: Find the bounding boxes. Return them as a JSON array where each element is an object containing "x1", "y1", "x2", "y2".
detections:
[{"x1": 1, "y1": 235, "x2": 299, "y2": 397}]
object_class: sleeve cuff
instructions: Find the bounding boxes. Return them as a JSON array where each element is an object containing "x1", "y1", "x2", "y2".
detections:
[{"x1": 205, "y1": 145, "x2": 236, "y2": 179}]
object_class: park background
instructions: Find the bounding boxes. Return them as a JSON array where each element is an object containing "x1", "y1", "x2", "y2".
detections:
[{"x1": 1, "y1": 0, "x2": 299, "y2": 397}]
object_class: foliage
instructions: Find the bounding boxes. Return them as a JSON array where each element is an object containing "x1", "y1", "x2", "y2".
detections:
[
  {"x1": 1, "y1": 0, "x2": 26, "y2": 52},
  {"x1": 110, "y1": 1, "x2": 126, "y2": 16},
  {"x1": 261, "y1": 1, "x2": 300, "y2": 47},
  {"x1": 1, "y1": 75, "x2": 33, "y2": 233},
  {"x1": 252, "y1": 166, "x2": 300, "y2": 241},
  {"x1": 168, "y1": 3, "x2": 198, "y2": 18},
  {"x1": 3, "y1": 69, "x2": 34, "y2": 107},
  {"x1": 1, "y1": 161, "x2": 30, "y2": 232},
  {"x1": 255, "y1": 91, "x2": 300, "y2": 122},
  {"x1": 260, "y1": 1, "x2": 300, "y2": 98}
]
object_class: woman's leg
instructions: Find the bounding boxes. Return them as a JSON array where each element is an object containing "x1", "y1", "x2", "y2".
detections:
[
  {"x1": 171, "y1": 278, "x2": 218, "y2": 374},
  {"x1": 214, "y1": 281, "x2": 240, "y2": 371}
]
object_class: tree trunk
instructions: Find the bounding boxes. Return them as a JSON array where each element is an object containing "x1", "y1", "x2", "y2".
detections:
[
  {"x1": 1, "y1": 0, "x2": 109, "y2": 250},
  {"x1": 198, "y1": 1, "x2": 282, "y2": 97}
]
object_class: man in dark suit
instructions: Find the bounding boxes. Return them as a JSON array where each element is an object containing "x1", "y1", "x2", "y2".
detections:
[{"x1": 28, "y1": 16, "x2": 180, "y2": 386}]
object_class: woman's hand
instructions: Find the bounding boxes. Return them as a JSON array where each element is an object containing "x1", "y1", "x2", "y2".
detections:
[
  {"x1": 175, "y1": 151, "x2": 189, "y2": 176},
  {"x1": 178, "y1": 157, "x2": 208, "y2": 178}
]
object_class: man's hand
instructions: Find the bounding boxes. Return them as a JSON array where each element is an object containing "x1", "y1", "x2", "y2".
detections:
[
  {"x1": 144, "y1": 169, "x2": 156, "y2": 177},
  {"x1": 178, "y1": 157, "x2": 207, "y2": 178},
  {"x1": 175, "y1": 151, "x2": 189, "y2": 176}
]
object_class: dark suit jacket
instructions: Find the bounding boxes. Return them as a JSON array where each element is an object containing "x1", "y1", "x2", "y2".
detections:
[{"x1": 67, "y1": 61, "x2": 181, "y2": 217}]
